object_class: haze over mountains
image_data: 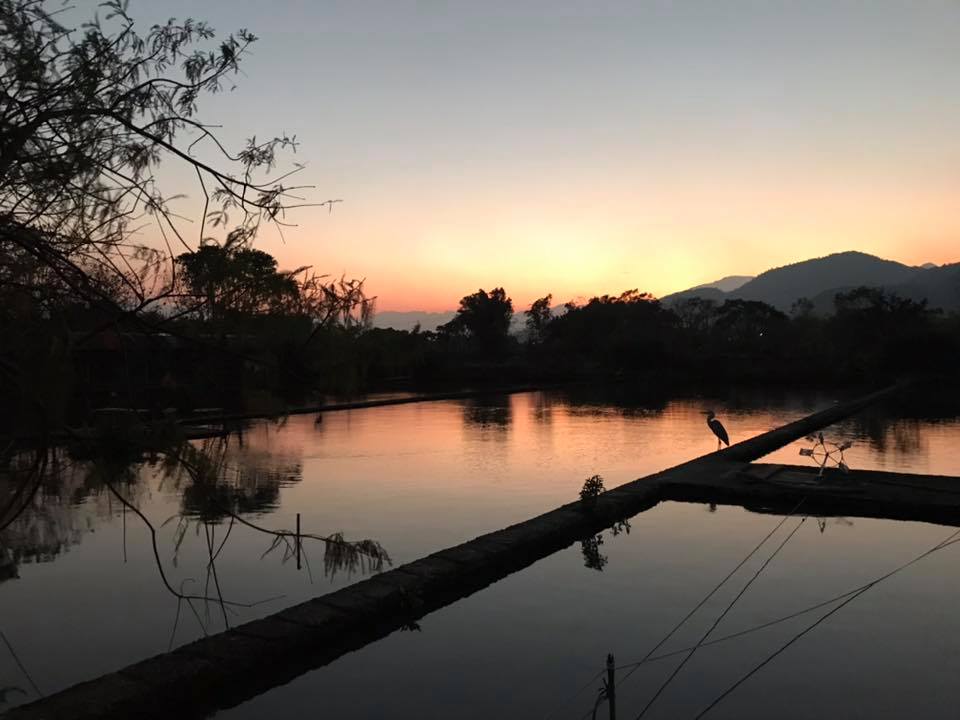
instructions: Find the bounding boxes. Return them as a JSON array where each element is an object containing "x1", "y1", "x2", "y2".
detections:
[{"x1": 374, "y1": 251, "x2": 960, "y2": 330}]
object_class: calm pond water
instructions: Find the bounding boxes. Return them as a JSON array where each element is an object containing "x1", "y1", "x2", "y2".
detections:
[{"x1": 1, "y1": 387, "x2": 959, "y2": 717}]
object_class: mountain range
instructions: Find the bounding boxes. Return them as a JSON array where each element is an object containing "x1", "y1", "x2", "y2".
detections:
[
  {"x1": 374, "y1": 251, "x2": 960, "y2": 330},
  {"x1": 661, "y1": 251, "x2": 960, "y2": 314}
]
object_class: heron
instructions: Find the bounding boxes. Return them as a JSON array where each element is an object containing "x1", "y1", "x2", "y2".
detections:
[{"x1": 704, "y1": 410, "x2": 729, "y2": 451}]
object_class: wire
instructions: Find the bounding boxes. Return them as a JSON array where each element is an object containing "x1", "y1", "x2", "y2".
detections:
[
  {"x1": 615, "y1": 587, "x2": 859, "y2": 672},
  {"x1": 612, "y1": 499, "x2": 806, "y2": 697},
  {"x1": 574, "y1": 498, "x2": 807, "y2": 720},
  {"x1": 1, "y1": 631, "x2": 42, "y2": 698},
  {"x1": 693, "y1": 526, "x2": 960, "y2": 719},
  {"x1": 542, "y1": 668, "x2": 606, "y2": 720},
  {"x1": 634, "y1": 515, "x2": 808, "y2": 719}
]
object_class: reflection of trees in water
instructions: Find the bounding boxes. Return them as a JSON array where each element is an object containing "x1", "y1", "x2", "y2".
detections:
[
  {"x1": 161, "y1": 436, "x2": 303, "y2": 521},
  {"x1": 531, "y1": 392, "x2": 554, "y2": 425},
  {"x1": 0, "y1": 434, "x2": 301, "y2": 569},
  {"x1": 845, "y1": 384, "x2": 960, "y2": 458},
  {"x1": 462, "y1": 396, "x2": 513, "y2": 432},
  {"x1": 562, "y1": 384, "x2": 668, "y2": 420},
  {"x1": 580, "y1": 520, "x2": 630, "y2": 572},
  {"x1": 2, "y1": 431, "x2": 390, "y2": 656},
  {"x1": 0, "y1": 451, "x2": 149, "y2": 573},
  {"x1": 846, "y1": 411, "x2": 924, "y2": 457},
  {"x1": 0, "y1": 431, "x2": 379, "y2": 582},
  {"x1": 881, "y1": 382, "x2": 960, "y2": 422}
]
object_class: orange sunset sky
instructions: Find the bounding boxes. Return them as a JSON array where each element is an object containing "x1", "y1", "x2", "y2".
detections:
[{"x1": 130, "y1": 1, "x2": 959, "y2": 312}]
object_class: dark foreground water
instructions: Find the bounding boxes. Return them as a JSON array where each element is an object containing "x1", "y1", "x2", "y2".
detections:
[{"x1": 1, "y1": 387, "x2": 959, "y2": 718}]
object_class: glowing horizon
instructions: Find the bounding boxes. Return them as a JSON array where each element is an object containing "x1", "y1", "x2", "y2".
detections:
[{"x1": 125, "y1": 1, "x2": 959, "y2": 314}]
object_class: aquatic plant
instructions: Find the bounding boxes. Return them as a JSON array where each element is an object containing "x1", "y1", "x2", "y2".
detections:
[{"x1": 579, "y1": 474, "x2": 605, "y2": 511}]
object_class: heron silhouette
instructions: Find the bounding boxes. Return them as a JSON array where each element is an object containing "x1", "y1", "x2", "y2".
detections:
[{"x1": 704, "y1": 410, "x2": 729, "y2": 451}]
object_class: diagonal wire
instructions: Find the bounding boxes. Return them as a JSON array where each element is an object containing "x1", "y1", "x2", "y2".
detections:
[
  {"x1": 615, "y1": 587, "x2": 857, "y2": 672},
  {"x1": 575, "y1": 498, "x2": 807, "y2": 720},
  {"x1": 1, "y1": 631, "x2": 42, "y2": 698},
  {"x1": 542, "y1": 667, "x2": 607, "y2": 720},
  {"x1": 634, "y1": 514, "x2": 808, "y2": 719},
  {"x1": 609, "y1": 499, "x2": 806, "y2": 700},
  {"x1": 693, "y1": 526, "x2": 960, "y2": 719}
]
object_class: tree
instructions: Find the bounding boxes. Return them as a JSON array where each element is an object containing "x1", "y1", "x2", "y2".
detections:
[
  {"x1": 175, "y1": 239, "x2": 298, "y2": 320},
  {"x1": 543, "y1": 289, "x2": 674, "y2": 372},
  {"x1": 438, "y1": 287, "x2": 513, "y2": 355},
  {"x1": 712, "y1": 299, "x2": 788, "y2": 355},
  {"x1": 0, "y1": 0, "x2": 325, "y2": 325},
  {"x1": 790, "y1": 297, "x2": 815, "y2": 319},
  {"x1": 830, "y1": 287, "x2": 937, "y2": 374},
  {"x1": 295, "y1": 274, "x2": 375, "y2": 334},
  {"x1": 525, "y1": 294, "x2": 553, "y2": 343},
  {"x1": 673, "y1": 297, "x2": 717, "y2": 334},
  {"x1": 0, "y1": 2, "x2": 390, "y2": 595}
]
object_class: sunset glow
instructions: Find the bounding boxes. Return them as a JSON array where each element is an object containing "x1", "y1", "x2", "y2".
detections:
[{"x1": 135, "y1": 0, "x2": 959, "y2": 312}]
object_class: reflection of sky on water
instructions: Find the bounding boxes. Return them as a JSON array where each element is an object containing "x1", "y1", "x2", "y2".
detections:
[
  {"x1": 223, "y1": 502, "x2": 960, "y2": 720},
  {"x1": 0, "y1": 388, "x2": 958, "y2": 713}
]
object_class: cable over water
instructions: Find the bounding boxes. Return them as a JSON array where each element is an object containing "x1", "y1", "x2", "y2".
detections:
[{"x1": 693, "y1": 526, "x2": 960, "y2": 719}]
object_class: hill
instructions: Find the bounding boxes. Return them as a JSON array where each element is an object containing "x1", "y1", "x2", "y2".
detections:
[
  {"x1": 663, "y1": 251, "x2": 959, "y2": 313},
  {"x1": 378, "y1": 253, "x2": 958, "y2": 331},
  {"x1": 729, "y1": 252, "x2": 920, "y2": 311},
  {"x1": 372, "y1": 311, "x2": 455, "y2": 332}
]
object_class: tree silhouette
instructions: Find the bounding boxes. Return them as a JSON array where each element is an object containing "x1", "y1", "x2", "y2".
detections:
[
  {"x1": 712, "y1": 299, "x2": 788, "y2": 351},
  {"x1": 525, "y1": 294, "x2": 553, "y2": 344},
  {"x1": 176, "y1": 239, "x2": 298, "y2": 320},
  {"x1": 438, "y1": 288, "x2": 514, "y2": 355},
  {"x1": 0, "y1": 0, "x2": 322, "y2": 332}
]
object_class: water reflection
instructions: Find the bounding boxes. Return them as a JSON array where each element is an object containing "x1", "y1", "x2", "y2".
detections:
[
  {"x1": 562, "y1": 383, "x2": 669, "y2": 419},
  {"x1": 580, "y1": 520, "x2": 632, "y2": 572},
  {"x1": 0, "y1": 433, "x2": 389, "y2": 633},
  {"x1": 0, "y1": 451, "x2": 143, "y2": 573},
  {"x1": 531, "y1": 391, "x2": 554, "y2": 425},
  {"x1": 849, "y1": 409, "x2": 924, "y2": 456},
  {"x1": 0, "y1": 388, "x2": 958, "y2": 714},
  {"x1": 461, "y1": 395, "x2": 512, "y2": 432}
]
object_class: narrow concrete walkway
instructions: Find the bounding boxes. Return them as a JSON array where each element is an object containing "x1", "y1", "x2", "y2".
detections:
[
  {"x1": 664, "y1": 462, "x2": 960, "y2": 526},
  {"x1": 4, "y1": 385, "x2": 903, "y2": 720}
]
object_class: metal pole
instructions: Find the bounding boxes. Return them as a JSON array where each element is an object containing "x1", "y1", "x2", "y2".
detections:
[
  {"x1": 296, "y1": 512, "x2": 301, "y2": 570},
  {"x1": 606, "y1": 653, "x2": 616, "y2": 720}
]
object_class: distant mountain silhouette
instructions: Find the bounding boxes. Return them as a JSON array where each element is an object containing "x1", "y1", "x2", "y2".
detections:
[
  {"x1": 661, "y1": 286, "x2": 727, "y2": 305},
  {"x1": 730, "y1": 252, "x2": 920, "y2": 310},
  {"x1": 690, "y1": 275, "x2": 754, "y2": 293},
  {"x1": 380, "y1": 253, "x2": 957, "y2": 330},
  {"x1": 375, "y1": 305, "x2": 568, "y2": 333},
  {"x1": 892, "y1": 262, "x2": 960, "y2": 310},
  {"x1": 663, "y1": 251, "x2": 959, "y2": 313},
  {"x1": 373, "y1": 311, "x2": 455, "y2": 332},
  {"x1": 662, "y1": 275, "x2": 752, "y2": 305}
]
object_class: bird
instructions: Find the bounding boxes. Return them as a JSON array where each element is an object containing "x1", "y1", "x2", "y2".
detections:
[{"x1": 704, "y1": 410, "x2": 730, "y2": 451}]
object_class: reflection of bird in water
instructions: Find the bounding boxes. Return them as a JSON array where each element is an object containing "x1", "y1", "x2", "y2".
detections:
[{"x1": 704, "y1": 410, "x2": 730, "y2": 451}]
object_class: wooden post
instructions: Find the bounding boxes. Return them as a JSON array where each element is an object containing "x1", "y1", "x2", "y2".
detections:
[
  {"x1": 606, "y1": 653, "x2": 616, "y2": 720},
  {"x1": 296, "y1": 513, "x2": 301, "y2": 570}
]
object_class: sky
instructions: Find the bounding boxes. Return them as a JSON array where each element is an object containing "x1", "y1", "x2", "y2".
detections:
[{"x1": 119, "y1": 1, "x2": 959, "y2": 311}]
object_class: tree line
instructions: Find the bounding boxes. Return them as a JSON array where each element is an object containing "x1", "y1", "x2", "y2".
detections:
[
  {"x1": 420, "y1": 284, "x2": 959, "y2": 387},
  {"x1": 2, "y1": 0, "x2": 957, "y2": 439}
]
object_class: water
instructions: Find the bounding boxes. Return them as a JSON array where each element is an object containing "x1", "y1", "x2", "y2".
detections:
[{"x1": 1, "y1": 387, "x2": 958, "y2": 717}]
